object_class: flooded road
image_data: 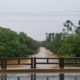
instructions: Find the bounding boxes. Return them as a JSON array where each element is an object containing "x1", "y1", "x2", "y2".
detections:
[
  {"x1": 29, "y1": 47, "x2": 58, "y2": 58},
  {"x1": 29, "y1": 47, "x2": 59, "y2": 69},
  {"x1": 6, "y1": 47, "x2": 59, "y2": 69},
  {"x1": 6, "y1": 47, "x2": 80, "y2": 69}
]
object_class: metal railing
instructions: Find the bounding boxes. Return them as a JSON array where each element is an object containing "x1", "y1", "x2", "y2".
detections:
[
  {"x1": 0, "y1": 57, "x2": 80, "y2": 80},
  {"x1": 0, "y1": 57, "x2": 33, "y2": 69}
]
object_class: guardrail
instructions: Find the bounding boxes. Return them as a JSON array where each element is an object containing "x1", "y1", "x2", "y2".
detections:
[
  {"x1": 34, "y1": 57, "x2": 80, "y2": 68},
  {"x1": 0, "y1": 57, "x2": 33, "y2": 69},
  {"x1": 0, "y1": 57, "x2": 80, "y2": 69},
  {"x1": 0, "y1": 57, "x2": 80, "y2": 80}
]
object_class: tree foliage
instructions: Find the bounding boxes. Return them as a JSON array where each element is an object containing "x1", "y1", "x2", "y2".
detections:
[
  {"x1": 0, "y1": 27, "x2": 39, "y2": 57},
  {"x1": 43, "y1": 20, "x2": 80, "y2": 57}
]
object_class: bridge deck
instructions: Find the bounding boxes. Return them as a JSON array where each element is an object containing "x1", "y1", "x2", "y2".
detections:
[{"x1": 0, "y1": 69, "x2": 80, "y2": 74}]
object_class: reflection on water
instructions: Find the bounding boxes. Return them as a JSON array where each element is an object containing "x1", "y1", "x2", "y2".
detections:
[{"x1": 0, "y1": 73, "x2": 80, "y2": 80}]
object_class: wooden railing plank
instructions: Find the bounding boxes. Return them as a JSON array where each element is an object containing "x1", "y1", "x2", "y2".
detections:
[{"x1": 0, "y1": 69, "x2": 80, "y2": 73}]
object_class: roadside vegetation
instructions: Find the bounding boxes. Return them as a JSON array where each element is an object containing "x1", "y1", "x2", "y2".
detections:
[
  {"x1": 0, "y1": 20, "x2": 80, "y2": 58},
  {"x1": 41, "y1": 20, "x2": 80, "y2": 57},
  {"x1": 0, "y1": 27, "x2": 40, "y2": 57}
]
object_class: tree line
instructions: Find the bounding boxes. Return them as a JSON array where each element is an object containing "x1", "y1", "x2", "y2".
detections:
[
  {"x1": 0, "y1": 20, "x2": 80, "y2": 58},
  {"x1": 0, "y1": 27, "x2": 40, "y2": 57},
  {"x1": 42, "y1": 20, "x2": 80, "y2": 57}
]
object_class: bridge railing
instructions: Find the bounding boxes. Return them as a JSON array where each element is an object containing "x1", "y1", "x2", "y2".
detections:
[
  {"x1": 34, "y1": 57, "x2": 80, "y2": 69},
  {"x1": 0, "y1": 57, "x2": 33, "y2": 69},
  {"x1": 0, "y1": 57, "x2": 80, "y2": 80},
  {"x1": 0, "y1": 57, "x2": 80, "y2": 70}
]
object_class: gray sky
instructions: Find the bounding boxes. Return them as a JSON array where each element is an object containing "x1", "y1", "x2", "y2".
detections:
[{"x1": 0, "y1": 0, "x2": 80, "y2": 41}]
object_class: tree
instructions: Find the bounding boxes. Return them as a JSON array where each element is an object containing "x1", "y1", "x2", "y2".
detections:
[
  {"x1": 75, "y1": 20, "x2": 80, "y2": 34},
  {"x1": 0, "y1": 27, "x2": 39, "y2": 57},
  {"x1": 63, "y1": 20, "x2": 76, "y2": 34},
  {"x1": 44, "y1": 20, "x2": 80, "y2": 58}
]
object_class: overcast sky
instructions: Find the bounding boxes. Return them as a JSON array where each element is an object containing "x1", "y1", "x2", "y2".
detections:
[{"x1": 0, "y1": 0, "x2": 80, "y2": 41}]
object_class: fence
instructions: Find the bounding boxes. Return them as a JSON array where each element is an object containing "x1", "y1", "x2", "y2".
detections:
[{"x1": 0, "y1": 57, "x2": 80, "y2": 80}]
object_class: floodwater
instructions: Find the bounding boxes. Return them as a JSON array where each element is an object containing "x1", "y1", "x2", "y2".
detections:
[
  {"x1": 6, "y1": 47, "x2": 59, "y2": 69},
  {"x1": 1, "y1": 47, "x2": 80, "y2": 80},
  {"x1": 1, "y1": 73, "x2": 80, "y2": 80},
  {"x1": 6, "y1": 47, "x2": 80, "y2": 69},
  {"x1": 29, "y1": 47, "x2": 59, "y2": 69}
]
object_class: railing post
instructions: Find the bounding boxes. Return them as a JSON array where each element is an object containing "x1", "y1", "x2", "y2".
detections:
[
  {"x1": 31, "y1": 58, "x2": 34, "y2": 68},
  {"x1": 34, "y1": 57, "x2": 36, "y2": 68},
  {"x1": 1, "y1": 58, "x2": 7, "y2": 80},
  {"x1": 31, "y1": 74, "x2": 34, "y2": 80},
  {"x1": 31, "y1": 73, "x2": 36, "y2": 80},
  {"x1": 18, "y1": 58, "x2": 20, "y2": 64},
  {"x1": 34, "y1": 74, "x2": 36, "y2": 80},
  {"x1": 1, "y1": 58, "x2": 7, "y2": 69},
  {"x1": 59, "y1": 57, "x2": 64, "y2": 69},
  {"x1": 30, "y1": 57, "x2": 34, "y2": 80},
  {"x1": 59, "y1": 73, "x2": 64, "y2": 80},
  {"x1": 47, "y1": 58, "x2": 48, "y2": 64},
  {"x1": 59, "y1": 57, "x2": 64, "y2": 80},
  {"x1": 17, "y1": 76, "x2": 20, "y2": 80}
]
